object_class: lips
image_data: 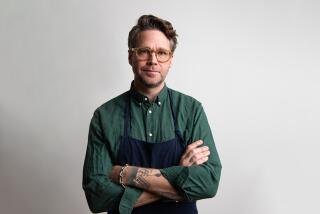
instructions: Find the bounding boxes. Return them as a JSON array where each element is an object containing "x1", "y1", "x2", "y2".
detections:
[
  {"x1": 143, "y1": 69, "x2": 159, "y2": 78},
  {"x1": 143, "y1": 69, "x2": 159, "y2": 73}
]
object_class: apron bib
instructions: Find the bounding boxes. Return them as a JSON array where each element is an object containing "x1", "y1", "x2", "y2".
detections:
[{"x1": 115, "y1": 89, "x2": 197, "y2": 214}]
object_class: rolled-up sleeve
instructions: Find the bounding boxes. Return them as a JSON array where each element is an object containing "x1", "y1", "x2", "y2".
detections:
[
  {"x1": 160, "y1": 104, "x2": 222, "y2": 201},
  {"x1": 82, "y1": 111, "x2": 142, "y2": 213}
]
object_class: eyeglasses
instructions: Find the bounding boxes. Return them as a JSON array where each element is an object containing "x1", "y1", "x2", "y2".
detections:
[{"x1": 130, "y1": 47, "x2": 172, "y2": 63}]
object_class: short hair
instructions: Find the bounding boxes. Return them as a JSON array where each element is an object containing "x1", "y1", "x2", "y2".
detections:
[{"x1": 128, "y1": 15, "x2": 178, "y2": 53}]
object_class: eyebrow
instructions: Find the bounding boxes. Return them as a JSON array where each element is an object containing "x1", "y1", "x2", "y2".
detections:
[{"x1": 139, "y1": 46, "x2": 170, "y2": 50}]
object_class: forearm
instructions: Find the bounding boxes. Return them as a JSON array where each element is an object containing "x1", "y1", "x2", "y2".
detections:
[
  {"x1": 134, "y1": 191, "x2": 161, "y2": 208},
  {"x1": 111, "y1": 166, "x2": 185, "y2": 201},
  {"x1": 125, "y1": 166, "x2": 184, "y2": 201}
]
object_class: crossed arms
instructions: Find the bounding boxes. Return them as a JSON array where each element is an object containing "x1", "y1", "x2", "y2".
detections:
[
  {"x1": 110, "y1": 140, "x2": 210, "y2": 207},
  {"x1": 83, "y1": 104, "x2": 222, "y2": 213}
]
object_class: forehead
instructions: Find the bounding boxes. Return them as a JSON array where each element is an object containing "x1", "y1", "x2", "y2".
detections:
[{"x1": 136, "y1": 30, "x2": 171, "y2": 49}]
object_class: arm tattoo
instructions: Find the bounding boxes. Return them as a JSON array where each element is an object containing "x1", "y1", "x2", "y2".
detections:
[
  {"x1": 133, "y1": 168, "x2": 153, "y2": 189},
  {"x1": 134, "y1": 175, "x2": 151, "y2": 189},
  {"x1": 126, "y1": 167, "x2": 162, "y2": 189},
  {"x1": 126, "y1": 167, "x2": 184, "y2": 200},
  {"x1": 138, "y1": 168, "x2": 152, "y2": 177},
  {"x1": 127, "y1": 166, "x2": 138, "y2": 186}
]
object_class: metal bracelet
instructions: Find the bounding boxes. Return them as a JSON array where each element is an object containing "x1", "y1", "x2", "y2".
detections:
[{"x1": 119, "y1": 164, "x2": 129, "y2": 188}]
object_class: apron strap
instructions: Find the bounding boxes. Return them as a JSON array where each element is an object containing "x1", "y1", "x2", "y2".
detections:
[
  {"x1": 168, "y1": 89, "x2": 181, "y2": 136},
  {"x1": 123, "y1": 92, "x2": 131, "y2": 139}
]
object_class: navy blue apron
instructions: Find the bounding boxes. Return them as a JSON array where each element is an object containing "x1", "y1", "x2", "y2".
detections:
[{"x1": 114, "y1": 89, "x2": 197, "y2": 214}]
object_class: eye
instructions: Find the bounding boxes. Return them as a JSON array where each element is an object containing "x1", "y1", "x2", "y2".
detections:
[
  {"x1": 157, "y1": 50, "x2": 169, "y2": 56},
  {"x1": 137, "y1": 48, "x2": 150, "y2": 55}
]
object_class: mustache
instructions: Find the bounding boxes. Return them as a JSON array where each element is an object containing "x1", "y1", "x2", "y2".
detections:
[{"x1": 142, "y1": 67, "x2": 159, "y2": 72}]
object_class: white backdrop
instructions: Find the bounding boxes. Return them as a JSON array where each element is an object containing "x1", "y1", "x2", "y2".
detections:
[{"x1": 1, "y1": 0, "x2": 319, "y2": 213}]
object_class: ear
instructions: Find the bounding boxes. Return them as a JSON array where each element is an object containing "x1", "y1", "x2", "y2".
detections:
[
  {"x1": 128, "y1": 50, "x2": 133, "y2": 66},
  {"x1": 168, "y1": 55, "x2": 174, "y2": 68}
]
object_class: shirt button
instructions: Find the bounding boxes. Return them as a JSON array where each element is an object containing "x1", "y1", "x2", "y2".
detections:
[
  {"x1": 158, "y1": 101, "x2": 161, "y2": 105},
  {"x1": 139, "y1": 102, "x2": 142, "y2": 106},
  {"x1": 144, "y1": 97, "x2": 148, "y2": 101},
  {"x1": 148, "y1": 110, "x2": 152, "y2": 114},
  {"x1": 149, "y1": 133, "x2": 153, "y2": 137}
]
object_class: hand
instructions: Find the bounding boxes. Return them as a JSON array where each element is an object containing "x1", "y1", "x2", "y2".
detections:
[{"x1": 179, "y1": 140, "x2": 210, "y2": 166}]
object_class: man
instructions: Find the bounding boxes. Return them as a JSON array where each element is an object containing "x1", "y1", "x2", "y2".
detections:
[{"x1": 83, "y1": 15, "x2": 222, "y2": 214}]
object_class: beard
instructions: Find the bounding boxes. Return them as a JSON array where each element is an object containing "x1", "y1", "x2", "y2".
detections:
[{"x1": 135, "y1": 72, "x2": 165, "y2": 89}]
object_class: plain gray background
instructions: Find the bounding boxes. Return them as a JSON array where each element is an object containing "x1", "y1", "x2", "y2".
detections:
[{"x1": 1, "y1": 0, "x2": 319, "y2": 213}]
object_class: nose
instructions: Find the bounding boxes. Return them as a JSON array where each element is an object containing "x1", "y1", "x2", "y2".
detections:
[{"x1": 147, "y1": 51, "x2": 158, "y2": 65}]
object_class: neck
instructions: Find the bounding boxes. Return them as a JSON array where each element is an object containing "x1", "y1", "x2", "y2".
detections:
[{"x1": 133, "y1": 81, "x2": 164, "y2": 102}]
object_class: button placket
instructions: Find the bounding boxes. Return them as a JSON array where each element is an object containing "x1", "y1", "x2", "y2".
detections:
[{"x1": 146, "y1": 105, "x2": 154, "y2": 140}]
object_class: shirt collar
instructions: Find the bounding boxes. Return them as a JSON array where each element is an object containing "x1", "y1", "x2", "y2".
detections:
[{"x1": 130, "y1": 81, "x2": 168, "y2": 107}]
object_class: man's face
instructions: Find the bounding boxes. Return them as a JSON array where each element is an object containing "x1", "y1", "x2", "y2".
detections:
[{"x1": 129, "y1": 30, "x2": 173, "y2": 89}]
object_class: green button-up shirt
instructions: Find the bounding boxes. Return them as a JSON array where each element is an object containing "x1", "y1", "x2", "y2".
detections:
[{"x1": 82, "y1": 84, "x2": 222, "y2": 214}]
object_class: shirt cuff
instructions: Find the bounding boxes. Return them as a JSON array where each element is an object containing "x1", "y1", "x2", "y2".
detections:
[
  {"x1": 160, "y1": 166, "x2": 189, "y2": 190},
  {"x1": 119, "y1": 187, "x2": 143, "y2": 214}
]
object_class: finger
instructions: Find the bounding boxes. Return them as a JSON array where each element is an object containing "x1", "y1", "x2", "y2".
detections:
[
  {"x1": 197, "y1": 146, "x2": 209, "y2": 153},
  {"x1": 189, "y1": 150, "x2": 210, "y2": 165},
  {"x1": 182, "y1": 140, "x2": 203, "y2": 159},
  {"x1": 193, "y1": 156, "x2": 209, "y2": 165},
  {"x1": 191, "y1": 154, "x2": 210, "y2": 165},
  {"x1": 180, "y1": 140, "x2": 206, "y2": 166},
  {"x1": 184, "y1": 143, "x2": 207, "y2": 159},
  {"x1": 188, "y1": 146, "x2": 209, "y2": 158},
  {"x1": 185, "y1": 140, "x2": 203, "y2": 152},
  {"x1": 182, "y1": 145, "x2": 208, "y2": 164},
  {"x1": 199, "y1": 150, "x2": 210, "y2": 157}
]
